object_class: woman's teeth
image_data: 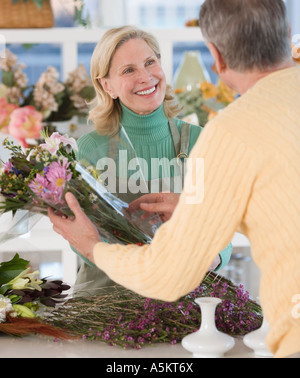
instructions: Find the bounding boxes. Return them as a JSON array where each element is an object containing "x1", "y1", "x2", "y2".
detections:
[{"x1": 136, "y1": 86, "x2": 156, "y2": 95}]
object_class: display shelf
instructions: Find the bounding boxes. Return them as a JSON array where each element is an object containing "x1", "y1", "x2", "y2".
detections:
[{"x1": 1, "y1": 27, "x2": 205, "y2": 83}]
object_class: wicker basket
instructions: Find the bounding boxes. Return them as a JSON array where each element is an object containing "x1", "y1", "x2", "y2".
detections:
[{"x1": 0, "y1": 0, "x2": 54, "y2": 28}]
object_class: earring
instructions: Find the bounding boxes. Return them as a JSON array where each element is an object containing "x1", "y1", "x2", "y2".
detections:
[{"x1": 111, "y1": 94, "x2": 116, "y2": 99}]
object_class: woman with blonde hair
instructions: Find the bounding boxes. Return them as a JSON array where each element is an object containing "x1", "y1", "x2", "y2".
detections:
[
  {"x1": 72, "y1": 25, "x2": 232, "y2": 294},
  {"x1": 89, "y1": 25, "x2": 181, "y2": 136}
]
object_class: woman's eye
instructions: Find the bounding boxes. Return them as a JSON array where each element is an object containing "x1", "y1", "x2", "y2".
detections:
[
  {"x1": 123, "y1": 67, "x2": 134, "y2": 74},
  {"x1": 146, "y1": 59, "x2": 155, "y2": 66}
]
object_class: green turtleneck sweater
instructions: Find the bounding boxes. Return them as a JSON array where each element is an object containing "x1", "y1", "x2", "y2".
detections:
[
  {"x1": 72, "y1": 103, "x2": 232, "y2": 290},
  {"x1": 76, "y1": 103, "x2": 202, "y2": 182}
]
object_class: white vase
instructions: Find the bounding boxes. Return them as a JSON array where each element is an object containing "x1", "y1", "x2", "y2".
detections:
[
  {"x1": 181, "y1": 297, "x2": 235, "y2": 358},
  {"x1": 243, "y1": 317, "x2": 273, "y2": 357},
  {"x1": 173, "y1": 51, "x2": 211, "y2": 90},
  {"x1": 47, "y1": 116, "x2": 92, "y2": 139}
]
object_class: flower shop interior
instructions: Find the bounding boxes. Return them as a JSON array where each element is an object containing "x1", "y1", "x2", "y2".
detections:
[{"x1": 0, "y1": 0, "x2": 300, "y2": 359}]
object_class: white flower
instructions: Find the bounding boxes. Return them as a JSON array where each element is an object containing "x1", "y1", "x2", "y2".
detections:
[
  {"x1": 89, "y1": 193, "x2": 97, "y2": 202},
  {"x1": 39, "y1": 131, "x2": 78, "y2": 155},
  {"x1": 0, "y1": 295, "x2": 13, "y2": 322},
  {"x1": 7, "y1": 268, "x2": 43, "y2": 291}
]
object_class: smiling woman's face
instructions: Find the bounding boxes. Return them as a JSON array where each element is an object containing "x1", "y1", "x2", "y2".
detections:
[{"x1": 100, "y1": 38, "x2": 167, "y2": 115}]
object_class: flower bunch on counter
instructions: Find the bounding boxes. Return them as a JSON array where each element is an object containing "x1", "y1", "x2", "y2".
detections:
[
  {"x1": 45, "y1": 271, "x2": 263, "y2": 349},
  {"x1": 175, "y1": 77, "x2": 236, "y2": 126},
  {"x1": 0, "y1": 48, "x2": 95, "y2": 147},
  {"x1": 0, "y1": 253, "x2": 72, "y2": 338}
]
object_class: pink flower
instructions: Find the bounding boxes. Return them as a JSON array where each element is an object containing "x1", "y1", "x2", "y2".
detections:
[
  {"x1": 45, "y1": 159, "x2": 72, "y2": 204},
  {"x1": 3, "y1": 161, "x2": 13, "y2": 173},
  {"x1": 8, "y1": 106, "x2": 43, "y2": 148},
  {"x1": 28, "y1": 158, "x2": 72, "y2": 205},
  {"x1": 39, "y1": 131, "x2": 78, "y2": 155},
  {"x1": 0, "y1": 98, "x2": 18, "y2": 132},
  {"x1": 28, "y1": 173, "x2": 50, "y2": 196}
]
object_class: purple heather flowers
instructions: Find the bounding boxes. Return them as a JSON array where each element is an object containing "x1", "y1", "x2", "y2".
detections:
[{"x1": 47, "y1": 274, "x2": 263, "y2": 350}]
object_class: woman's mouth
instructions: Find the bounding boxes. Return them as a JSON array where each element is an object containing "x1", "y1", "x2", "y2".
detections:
[{"x1": 135, "y1": 85, "x2": 157, "y2": 96}]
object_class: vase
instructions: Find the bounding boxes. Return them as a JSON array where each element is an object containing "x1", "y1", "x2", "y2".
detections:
[
  {"x1": 181, "y1": 297, "x2": 235, "y2": 358},
  {"x1": 243, "y1": 317, "x2": 273, "y2": 357},
  {"x1": 174, "y1": 51, "x2": 211, "y2": 90}
]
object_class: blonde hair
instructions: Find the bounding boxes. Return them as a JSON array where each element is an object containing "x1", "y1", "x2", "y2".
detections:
[{"x1": 89, "y1": 25, "x2": 182, "y2": 135}]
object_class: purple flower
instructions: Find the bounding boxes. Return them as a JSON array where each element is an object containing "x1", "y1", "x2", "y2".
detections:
[
  {"x1": 29, "y1": 173, "x2": 50, "y2": 196},
  {"x1": 103, "y1": 331, "x2": 110, "y2": 341}
]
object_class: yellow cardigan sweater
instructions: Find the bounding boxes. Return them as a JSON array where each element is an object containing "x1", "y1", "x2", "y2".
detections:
[{"x1": 93, "y1": 67, "x2": 300, "y2": 358}]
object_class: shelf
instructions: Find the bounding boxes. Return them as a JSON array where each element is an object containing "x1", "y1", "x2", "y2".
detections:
[{"x1": 0, "y1": 27, "x2": 205, "y2": 83}]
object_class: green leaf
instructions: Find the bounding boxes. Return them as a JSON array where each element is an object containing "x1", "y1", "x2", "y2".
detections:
[
  {"x1": 2, "y1": 71, "x2": 15, "y2": 87},
  {"x1": 0, "y1": 253, "x2": 29, "y2": 286},
  {"x1": 32, "y1": 0, "x2": 46, "y2": 10},
  {"x1": 80, "y1": 86, "x2": 96, "y2": 101},
  {"x1": 0, "y1": 284, "x2": 9, "y2": 295}
]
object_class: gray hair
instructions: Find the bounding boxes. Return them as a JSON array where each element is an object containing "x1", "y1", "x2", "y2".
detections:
[{"x1": 199, "y1": 0, "x2": 291, "y2": 72}]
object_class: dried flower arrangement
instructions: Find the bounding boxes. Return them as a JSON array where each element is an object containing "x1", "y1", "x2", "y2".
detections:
[{"x1": 45, "y1": 272, "x2": 263, "y2": 349}]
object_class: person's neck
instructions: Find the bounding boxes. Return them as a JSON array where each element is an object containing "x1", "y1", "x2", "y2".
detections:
[{"x1": 231, "y1": 60, "x2": 296, "y2": 95}]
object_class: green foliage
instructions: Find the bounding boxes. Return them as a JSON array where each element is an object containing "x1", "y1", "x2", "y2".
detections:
[
  {"x1": 12, "y1": 0, "x2": 47, "y2": 10},
  {"x1": 0, "y1": 254, "x2": 29, "y2": 287}
]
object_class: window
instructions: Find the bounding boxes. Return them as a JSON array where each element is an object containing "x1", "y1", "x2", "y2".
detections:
[{"x1": 94, "y1": 0, "x2": 204, "y2": 29}]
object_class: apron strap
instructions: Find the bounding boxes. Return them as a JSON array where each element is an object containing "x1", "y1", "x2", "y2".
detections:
[
  {"x1": 168, "y1": 117, "x2": 181, "y2": 156},
  {"x1": 168, "y1": 118, "x2": 190, "y2": 190},
  {"x1": 108, "y1": 131, "x2": 120, "y2": 161},
  {"x1": 168, "y1": 118, "x2": 190, "y2": 162}
]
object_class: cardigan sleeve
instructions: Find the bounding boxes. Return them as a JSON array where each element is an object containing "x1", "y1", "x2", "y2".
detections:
[{"x1": 93, "y1": 121, "x2": 259, "y2": 301}]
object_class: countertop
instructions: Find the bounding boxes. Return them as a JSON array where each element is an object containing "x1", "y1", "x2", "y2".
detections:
[{"x1": 0, "y1": 334, "x2": 267, "y2": 359}]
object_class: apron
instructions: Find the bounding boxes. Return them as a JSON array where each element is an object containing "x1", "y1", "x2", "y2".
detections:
[{"x1": 74, "y1": 119, "x2": 191, "y2": 296}]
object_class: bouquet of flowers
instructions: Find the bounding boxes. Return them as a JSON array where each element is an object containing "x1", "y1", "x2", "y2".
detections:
[
  {"x1": 0, "y1": 129, "x2": 159, "y2": 245},
  {"x1": 175, "y1": 66, "x2": 236, "y2": 126},
  {"x1": 0, "y1": 253, "x2": 72, "y2": 338},
  {"x1": 0, "y1": 48, "x2": 95, "y2": 147},
  {"x1": 45, "y1": 272, "x2": 263, "y2": 349}
]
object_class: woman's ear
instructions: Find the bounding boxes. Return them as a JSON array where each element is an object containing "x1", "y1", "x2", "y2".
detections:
[
  {"x1": 99, "y1": 77, "x2": 109, "y2": 92},
  {"x1": 99, "y1": 78, "x2": 117, "y2": 99},
  {"x1": 207, "y1": 42, "x2": 227, "y2": 74}
]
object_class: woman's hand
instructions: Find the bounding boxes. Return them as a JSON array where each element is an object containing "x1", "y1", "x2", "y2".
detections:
[
  {"x1": 48, "y1": 192, "x2": 101, "y2": 264},
  {"x1": 129, "y1": 192, "x2": 180, "y2": 222},
  {"x1": 129, "y1": 192, "x2": 221, "y2": 271}
]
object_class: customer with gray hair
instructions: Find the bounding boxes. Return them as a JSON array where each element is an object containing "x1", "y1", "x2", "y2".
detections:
[{"x1": 49, "y1": 0, "x2": 300, "y2": 358}]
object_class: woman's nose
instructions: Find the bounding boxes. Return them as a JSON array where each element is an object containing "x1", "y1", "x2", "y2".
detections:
[{"x1": 137, "y1": 68, "x2": 152, "y2": 83}]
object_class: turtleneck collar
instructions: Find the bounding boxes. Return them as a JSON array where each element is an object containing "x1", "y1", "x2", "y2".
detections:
[{"x1": 120, "y1": 102, "x2": 170, "y2": 143}]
